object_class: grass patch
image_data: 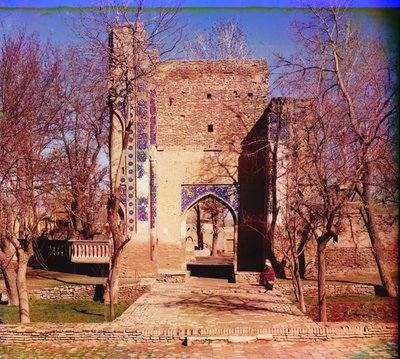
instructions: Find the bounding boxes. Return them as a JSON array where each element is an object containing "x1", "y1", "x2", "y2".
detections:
[
  {"x1": 304, "y1": 296, "x2": 398, "y2": 322},
  {"x1": 0, "y1": 299, "x2": 131, "y2": 324},
  {"x1": 276, "y1": 270, "x2": 398, "y2": 287},
  {"x1": 303, "y1": 295, "x2": 382, "y2": 302}
]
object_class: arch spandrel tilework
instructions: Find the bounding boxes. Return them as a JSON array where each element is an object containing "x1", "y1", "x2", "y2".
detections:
[{"x1": 181, "y1": 184, "x2": 239, "y2": 217}]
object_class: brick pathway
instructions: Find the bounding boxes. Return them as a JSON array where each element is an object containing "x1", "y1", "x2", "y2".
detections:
[
  {"x1": 0, "y1": 339, "x2": 397, "y2": 358},
  {"x1": 0, "y1": 277, "x2": 397, "y2": 358},
  {"x1": 115, "y1": 277, "x2": 317, "y2": 330}
]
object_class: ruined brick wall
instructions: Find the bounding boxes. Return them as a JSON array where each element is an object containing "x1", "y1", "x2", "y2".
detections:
[
  {"x1": 155, "y1": 60, "x2": 268, "y2": 149},
  {"x1": 318, "y1": 209, "x2": 398, "y2": 275}
]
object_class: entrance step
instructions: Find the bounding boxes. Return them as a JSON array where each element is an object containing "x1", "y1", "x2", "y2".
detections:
[{"x1": 185, "y1": 334, "x2": 273, "y2": 346}]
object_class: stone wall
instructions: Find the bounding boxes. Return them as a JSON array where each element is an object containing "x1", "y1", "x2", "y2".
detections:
[
  {"x1": 276, "y1": 283, "x2": 376, "y2": 297},
  {"x1": 235, "y1": 272, "x2": 377, "y2": 297},
  {"x1": 0, "y1": 323, "x2": 396, "y2": 344},
  {"x1": 0, "y1": 283, "x2": 151, "y2": 302},
  {"x1": 322, "y1": 247, "x2": 398, "y2": 274},
  {"x1": 316, "y1": 209, "x2": 398, "y2": 275}
]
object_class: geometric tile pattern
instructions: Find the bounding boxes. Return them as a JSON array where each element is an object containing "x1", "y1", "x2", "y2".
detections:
[{"x1": 181, "y1": 184, "x2": 239, "y2": 218}]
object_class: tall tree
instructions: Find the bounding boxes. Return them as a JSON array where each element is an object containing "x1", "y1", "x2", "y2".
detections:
[
  {"x1": 55, "y1": 46, "x2": 109, "y2": 240},
  {"x1": 184, "y1": 19, "x2": 252, "y2": 60},
  {"x1": 275, "y1": 6, "x2": 398, "y2": 319},
  {"x1": 0, "y1": 31, "x2": 61, "y2": 322}
]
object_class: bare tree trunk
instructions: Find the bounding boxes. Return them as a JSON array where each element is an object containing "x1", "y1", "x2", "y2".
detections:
[
  {"x1": 16, "y1": 252, "x2": 30, "y2": 324},
  {"x1": 107, "y1": 253, "x2": 121, "y2": 320},
  {"x1": 1, "y1": 261, "x2": 19, "y2": 305},
  {"x1": 210, "y1": 212, "x2": 219, "y2": 257},
  {"x1": 317, "y1": 240, "x2": 327, "y2": 323},
  {"x1": 361, "y1": 164, "x2": 397, "y2": 297},
  {"x1": 194, "y1": 204, "x2": 203, "y2": 250},
  {"x1": 105, "y1": 192, "x2": 129, "y2": 320},
  {"x1": 211, "y1": 230, "x2": 218, "y2": 256},
  {"x1": 295, "y1": 269, "x2": 306, "y2": 313},
  {"x1": 71, "y1": 192, "x2": 84, "y2": 238},
  {"x1": 288, "y1": 240, "x2": 306, "y2": 313},
  {"x1": 317, "y1": 232, "x2": 334, "y2": 323},
  {"x1": 292, "y1": 256, "x2": 306, "y2": 313}
]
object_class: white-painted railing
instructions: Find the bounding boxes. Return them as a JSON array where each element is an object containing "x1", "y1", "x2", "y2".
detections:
[{"x1": 69, "y1": 240, "x2": 112, "y2": 264}]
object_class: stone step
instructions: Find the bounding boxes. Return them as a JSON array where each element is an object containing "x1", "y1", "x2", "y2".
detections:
[{"x1": 185, "y1": 334, "x2": 274, "y2": 346}]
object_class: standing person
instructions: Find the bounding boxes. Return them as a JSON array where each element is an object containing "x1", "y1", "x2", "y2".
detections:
[{"x1": 260, "y1": 259, "x2": 276, "y2": 291}]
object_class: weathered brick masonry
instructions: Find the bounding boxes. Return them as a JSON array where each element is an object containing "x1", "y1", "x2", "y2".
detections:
[
  {"x1": 0, "y1": 323, "x2": 396, "y2": 344},
  {"x1": 155, "y1": 60, "x2": 268, "y2": 148}
]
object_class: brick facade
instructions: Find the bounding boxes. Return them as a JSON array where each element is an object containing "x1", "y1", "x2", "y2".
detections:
[
  {"x1": 109, "y1": 24, "x2": 397, "y2": 279},
  {"x1": 155, "y1": 60, "x2": 267, "y2": 149}
]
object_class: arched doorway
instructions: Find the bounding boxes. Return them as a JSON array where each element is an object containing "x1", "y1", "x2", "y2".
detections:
[{"x1": 183, "y1": 194, "x2": 236, "y2": 282}]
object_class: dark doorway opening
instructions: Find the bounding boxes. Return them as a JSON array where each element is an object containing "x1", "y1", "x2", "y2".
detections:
[{"x1": 187, "y1": 256, "x2": 235, "y2": 283}]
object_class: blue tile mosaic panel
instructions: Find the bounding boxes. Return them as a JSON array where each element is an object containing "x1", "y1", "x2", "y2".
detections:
[
  {"x1": 181, "y1": 185, "x2": 239, "y2": 216},
  {"x1": 120, "y1": 185, "x2": 126, "y2": 207},
  {"x1": 138, "y1": 197, "x2": 149, "y2": 221},
  {"x1": 150, "y1": 163, "x2": 156, "y2": 228},
  {"x1": 150, "y1": 89, "x2": 156, "y2": 144},
  {"x1": 137, "y1": 100, "x2": 148, "y2": 118},
  {"x1": 138, "y1": 82, "x2": 147, "y2": 92},
  {"x1": 137, "y1": 164, "x2": 144, "y2": 178}
]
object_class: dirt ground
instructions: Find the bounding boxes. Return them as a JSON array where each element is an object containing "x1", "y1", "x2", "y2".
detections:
[{"x1": 306, "y1": 296, "x2": 398, "y2": 323}]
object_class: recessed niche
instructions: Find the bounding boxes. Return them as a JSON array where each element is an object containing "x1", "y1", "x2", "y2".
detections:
[
  {"x1": 208, "y1": 124, "x2": 214, "y2": 132},
  {"x1": 207, "y1": 93, "x2": 212, "y2": 99}
]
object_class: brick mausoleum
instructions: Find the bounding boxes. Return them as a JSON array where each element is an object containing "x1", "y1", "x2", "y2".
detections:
[{"x1": 110, "y1": 23, "x2": 397, "y2": 280}]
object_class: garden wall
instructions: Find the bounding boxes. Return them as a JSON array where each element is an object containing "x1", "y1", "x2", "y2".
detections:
[
  {"x1": 0, "y1": 322, "x2": 396, "y2": 344},
  {"x1": 0, "y1": 283, "x2": 151, "y2": 303},
  {"x1": 235, "y1": 272, "x2": 377, "y2": 297}
]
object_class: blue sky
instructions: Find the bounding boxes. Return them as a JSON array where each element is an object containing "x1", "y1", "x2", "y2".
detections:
[
  {"x1": 0, "y1": 2, "x2": 397, "y2": 98},
  {"x1": 0, "y1": 0, "x2": 399, "y2": 7},
  {"x1": 0, "y1": 6, "x2": 396, "y2": 58}
]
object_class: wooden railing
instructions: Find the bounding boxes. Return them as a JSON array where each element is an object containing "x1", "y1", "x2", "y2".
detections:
[{"x1": 69, "y1": 240, "x2": 112, "y2": 264}]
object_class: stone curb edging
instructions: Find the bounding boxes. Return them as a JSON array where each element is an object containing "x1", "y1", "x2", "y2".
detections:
[
  {"x1": 0, "y1": 323, "x2": 396, "y2": 344},
  {"x1": 185, "y1": 334, "x2": 273, "y2": 346}
]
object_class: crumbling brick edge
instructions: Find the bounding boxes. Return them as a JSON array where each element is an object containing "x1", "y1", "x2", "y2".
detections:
[{"x1": 0, "y1": 323, "x2": 397, "y2": 344}]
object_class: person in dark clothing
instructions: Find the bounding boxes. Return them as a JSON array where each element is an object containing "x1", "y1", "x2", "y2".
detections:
[{"x1": 259, "y1": 259, "x2": 276, "y2": 291}]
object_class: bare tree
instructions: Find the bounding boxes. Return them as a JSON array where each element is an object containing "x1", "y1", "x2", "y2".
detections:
[
  {"x1": 0, "y1": 203, "x2": 19, "y2": 305},
  {"x1": 184, "y1": 19, "x2": 252, "y2": 60},
  {"x1": 0, "y1": 31, "x2": 61, "y2": 322},
  {"x1": 275, "y1": 5, "x2": 398, "y2": 319},
  {"x1": 75, "y1": 1, "x2": 183, "y2": 319},
  {"x1": 55, "y1": 46, "x2": 109, "y2": 240},
  {"x1": 193, "y1": 204, "x2": 204, "y2": 250},
  {"x1": 198, "y1": 197, "x2": 227, "y2": 257},
  {"x1": 266, "y1": 99, "x2": 308, "y2": 313}
]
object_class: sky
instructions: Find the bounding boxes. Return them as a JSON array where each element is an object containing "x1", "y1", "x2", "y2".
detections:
[
  {"x1": 0, "y1": 0, "x2": 400, "y2": 7},
  {"x1": 0, "y1": 5, "x2": 397, "y2": 58},
  {"x1": 0, "y1": 1, "x2": 398, "y2": 95}
]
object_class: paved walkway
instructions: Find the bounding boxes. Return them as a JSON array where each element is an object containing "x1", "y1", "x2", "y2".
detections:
[
  {"x1": 115, "y1": 277, "x2": 317, "y2": 330},
  {"x1": 0, "y1": 339, "x2": 397, "y2": 358},
  {"x1": 0, "y1": 277, "x2": 397, "y2": 358}
]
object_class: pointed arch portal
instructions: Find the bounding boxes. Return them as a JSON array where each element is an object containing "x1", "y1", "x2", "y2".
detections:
[
  {"x1": 181, "y1": 184, "x2": 238, "y2": 223},
  {"x1": 182, "y1": 184, "x2": 238, "y2": 282}
]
